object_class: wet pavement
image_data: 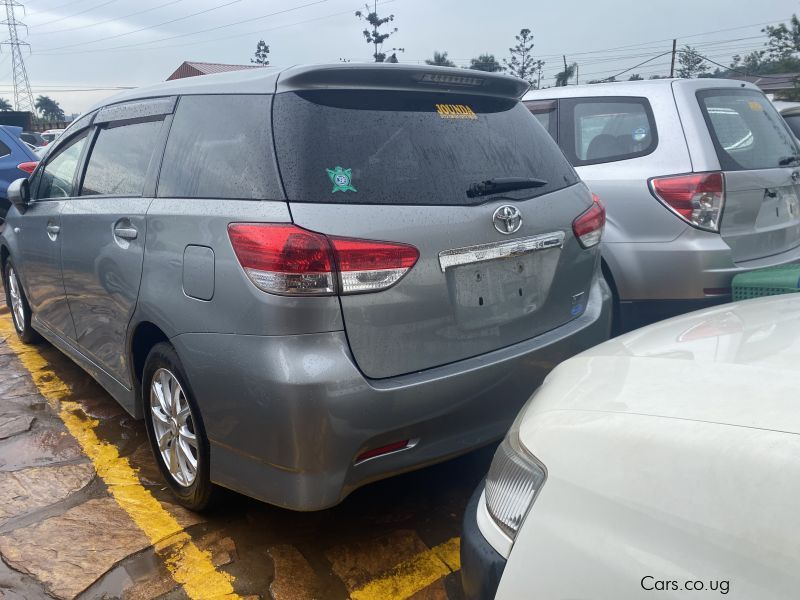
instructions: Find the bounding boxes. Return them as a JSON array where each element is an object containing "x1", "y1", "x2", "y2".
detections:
[{"x1": 0, "y1": 300, "x2": 496, "y2": 600}]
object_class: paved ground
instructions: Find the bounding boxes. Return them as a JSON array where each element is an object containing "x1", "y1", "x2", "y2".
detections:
[{"x1": 0, "y1": 300, "x2": 496, "y2": 600}]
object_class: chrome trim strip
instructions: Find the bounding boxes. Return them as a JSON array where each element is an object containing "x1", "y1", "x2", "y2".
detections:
[{"x1": 438, "y1": 231, "x2": 566, "y2": 273}]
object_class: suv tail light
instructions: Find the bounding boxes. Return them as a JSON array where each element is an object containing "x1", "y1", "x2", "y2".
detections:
[
  {"x1": 650, "y1": 172, "x2": 724, "y2": 232},
  {"x1": 17, "y1": 161, "x2": 37, "y2": 174},
  {"x1": 228, "y1": 223, "x2": 419, "y2": 296},
  {"x1": 572, "y1": 193, "x2": 605, "y2": 248}
]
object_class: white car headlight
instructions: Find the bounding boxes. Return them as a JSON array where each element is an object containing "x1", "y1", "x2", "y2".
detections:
[{"x1": 484, "y1": 423, "x2": 546, "y2": 539}]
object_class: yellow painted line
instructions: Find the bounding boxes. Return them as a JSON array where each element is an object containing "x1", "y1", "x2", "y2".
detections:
[
  {"x1": 0, "y1": 316, "x2": 240, "y2": 599},
  {"x1": 350, "y1": 537, "x2": 461, "y2": 600}
]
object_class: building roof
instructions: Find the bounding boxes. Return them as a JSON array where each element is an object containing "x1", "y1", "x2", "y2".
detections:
[
  {"x1": 166, "y1": 61, "x2": 264, "y2": 81},
  {"x1": 726, "y1": 72, "x2": 799, "y2": 92}
]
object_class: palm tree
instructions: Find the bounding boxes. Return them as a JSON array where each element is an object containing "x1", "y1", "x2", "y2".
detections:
[
  {"x1": 0, "y1": 98, "x2": 12, "y2": 111},
  {"x1": 425, "y1": 51, "x2": 456, "y2": 67},
  {"x1": 34, "y1": 95, "x2": 65, "y2": 121},
  {"x1": 555, "y1": 62, "x2": 577, "y2": 87}
]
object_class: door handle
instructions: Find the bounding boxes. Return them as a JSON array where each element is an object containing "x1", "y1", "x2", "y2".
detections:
[
  {"x1": 46, "y1": 224, "x2": 60, "y2": 234},
  {"x1": 114, "y1": 226, "x2": 138, "y2": 240}
]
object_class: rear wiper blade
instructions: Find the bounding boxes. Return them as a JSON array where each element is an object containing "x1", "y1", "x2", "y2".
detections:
[
  {"x1": 466, "y1": 177, "x2": 548, "y2": 199},
  {"x1": 779, "y1": 154, "x2": 800, "y2": 166}
]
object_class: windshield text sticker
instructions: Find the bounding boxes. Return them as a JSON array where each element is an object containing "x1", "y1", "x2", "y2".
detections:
[{"x1": 436, "y1": 104, "x2": 478, "y2": 120}]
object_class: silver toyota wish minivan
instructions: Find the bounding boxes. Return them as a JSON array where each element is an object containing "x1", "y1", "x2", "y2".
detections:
[{"x1": 1, "y1": 64, "x2": 611, "y2": 510}]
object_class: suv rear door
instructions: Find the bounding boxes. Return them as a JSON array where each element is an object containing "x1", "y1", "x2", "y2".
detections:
[
  {"x1": 695, "y1": 87, "x2": 800, "y2": 262},
  {"x1": 60, "y1": 98, "x2": 174, "y2": 387},
  {"x1": 273, "y1": 83, "x2": 599, "y2": 379}
]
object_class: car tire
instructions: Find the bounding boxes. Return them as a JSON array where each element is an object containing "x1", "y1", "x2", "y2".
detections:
[
  {"x1": 3, "y1": 259, "x2": 40, "y2": 344},
  {"x1": 142, "y1": 342, "x2": 215, "y2": 511}
]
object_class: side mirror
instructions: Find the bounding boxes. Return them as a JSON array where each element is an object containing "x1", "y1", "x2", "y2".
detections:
[{"x1": 7, "y1": 178, "x2": 30, "y2": 213}]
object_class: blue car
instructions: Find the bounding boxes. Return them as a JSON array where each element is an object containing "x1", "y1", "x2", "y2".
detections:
[{"x1": 0, "y1": 125, "x2": 38, "y2": 224}]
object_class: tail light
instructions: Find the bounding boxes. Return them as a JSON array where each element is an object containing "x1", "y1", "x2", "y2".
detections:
[
  {"x1": 650, "y1": 172, "x2": 724, "y2": 232},
  {"x1": 228, "y1": 223, "x2": 419, "y2": 296},
  {"x1": 572, "y1": 193, "x2": 605, "y2": 248},
  {"x1": 17, "y1": 161, "x2": 37, "y2": 174}
]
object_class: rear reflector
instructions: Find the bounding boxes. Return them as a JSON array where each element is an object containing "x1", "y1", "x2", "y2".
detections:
[
  {"x1": 228, "y1": 223, "x2": 419, "y2": 296},
  {"x1": 17, "y1": 161, "x2": 37, "y2": 174},
  {"x1": 355, "y1": 439, "x2": 414, "y2": 464},
  {"x1": 572, "y1": 193, "x2": 606, "y2": 248},
  {"x1": 650, "y1": 172, "x2": 724, "y2": 232}
]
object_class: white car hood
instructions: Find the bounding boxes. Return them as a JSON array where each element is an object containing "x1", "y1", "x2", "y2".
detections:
[{"x1": 526, "y1": 294, "x2": 800, "y2": 435}]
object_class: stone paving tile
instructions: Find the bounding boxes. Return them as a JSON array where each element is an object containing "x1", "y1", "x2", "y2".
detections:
[
  {"x1": 0, "y1": 462, "x2": 95, "y2": 524},
  {"x1": 325, "y1": 529, "x2": 430, "y2": 593},
  {"x1": 0, "y1": 415, "x2": 33, "y2": 440},
  {"x1": 0, "y1": 372, "x2": 37, "y2": 399},
  {"x1": 0, "y1": 426, "x2": 84, "y2": 471},
  {"x1": 268, "y1": 544, "x2": 320, "y2": 600},
  {"x1": 0, "y1": 497, "x2": 152, "y2": 599}
]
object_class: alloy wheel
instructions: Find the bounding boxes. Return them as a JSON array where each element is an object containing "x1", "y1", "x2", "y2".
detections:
[
  {"x1": 149, "y1": 368, "x2": 199, "y2": 487},
  {"x1": 7, "y1": 266, "x2": 25, "y2": 333}
]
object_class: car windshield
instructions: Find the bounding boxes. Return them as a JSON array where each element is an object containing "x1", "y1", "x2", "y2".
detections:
[
  {"x1": 698, "y1": 89, "x2": 799, "y2": 171},
  {"x1": 273, "y1": 90, "x2": 578, "y2": 205}
]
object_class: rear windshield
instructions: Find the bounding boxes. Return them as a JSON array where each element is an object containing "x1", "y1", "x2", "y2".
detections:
[
  {"x1": 273, "y1": 90, "x2": 578, "y2": 205},
  {"x1": 698, "y1": 89, "x2": 799, "y2": 171}
]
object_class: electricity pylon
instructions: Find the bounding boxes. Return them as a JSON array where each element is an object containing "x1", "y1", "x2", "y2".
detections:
[{"x1": 1, "y1": 0, "x2": 34, "y2": 113}]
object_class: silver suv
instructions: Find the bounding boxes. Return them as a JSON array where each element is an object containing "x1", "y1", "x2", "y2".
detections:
[
  {"x1": 525, "y1": 79, "x2": 800, "y2": 331},
  {"x1": 1, "y1": 64, "x2": 611, "y2": 511}
]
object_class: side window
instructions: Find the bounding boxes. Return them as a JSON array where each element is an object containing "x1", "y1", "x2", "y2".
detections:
[
  {"x1": 158, "y1": 94, "x2": 282, "y2": 200},
  {"x1": 33, "y1": 132, "x2": 88, "y2": 200},
  {"x1": 80, "y1": 118, "x2": 163, "y2": 197},
  {"x1": 524, "y1": 100, "x2": 558, "y2": 140},
  {"x1": 0, "y1": 141, "x2": 11, "y2": 158},
  {"x1": 560, "y1": 97, "x2": 657, "y2": 166}
]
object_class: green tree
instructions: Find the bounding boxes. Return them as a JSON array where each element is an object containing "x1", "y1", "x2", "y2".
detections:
[
  {"x1": 504, "y1": 28, "x2": 543, "y2": 88},
  {"x1": 763, "y1": 16, "x2": 800, "y2": 62},
  {"x1": 676, "y1": 45, "x2": 708, "y2": 78},
  {"x1": 355, "y1": 2, "x2": 401, "y2": 63},
  {"x1": 555, "y1": 62, "x2": 577, "y2": 86},
  {"x1": 628, "y1": 73, "x2": 643, "y2": 81},
  {"x1": 730, "y1": 50, "x2": 765, "y2": 74},
  {"x1": 0, "y1": 98, "x2": 11, "y2": 111},
  {"x1": 34, "y1": 95, "x2": 64, "y2": 121},
  {"x1": 425, "y1": 51, "x2": 455, "y2": 67},
  {"x1": 469, "y1": 54, "x2": 502, "y2": 72},
  {"x1": 251, "y1": 40, "x2": 270, "y2": 65}
]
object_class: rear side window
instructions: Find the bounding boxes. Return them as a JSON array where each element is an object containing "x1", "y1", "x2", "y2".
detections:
[
  {"x1": 524, "y1": 99, "x2": 558, "y2": 138},
  {"x1": 783, "y1": 114, "x2": 800, "y2": 139},
  {"x1": 81, "y1": 119, "x2": 163, "y2": 196},
  {"x1": 273, "y1": 90, "x2": 578, "y2": 206},
  {"x1": 158, "y1": 95, "x2": 282, "y2": 200},
  {"x1": 698, "y1": 89, "x2": 799, "y2": 171},
  {"x1": 0, "y1": 140, "x2": 11, "y2": 157},
  {"x1": 559, "y1": 97, "x2": 657, "y2": 166}
]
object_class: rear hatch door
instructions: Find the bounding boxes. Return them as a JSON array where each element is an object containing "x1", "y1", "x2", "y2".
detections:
[
  {"x1": 697, "y1": 88, "x2": 800, "y2": 262},
  {"x1": 273, "y1": 83, "x2": 599, "y2": 379}
]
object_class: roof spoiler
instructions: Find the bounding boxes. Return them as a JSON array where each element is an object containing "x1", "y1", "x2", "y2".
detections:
[{"x1": 275, "y1": 63, "x2": 530, "y2": 100}]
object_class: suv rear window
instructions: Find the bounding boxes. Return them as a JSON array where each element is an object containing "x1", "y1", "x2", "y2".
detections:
[
  {"x1": 559, "y1": 97, "x2": 657, "y2": 166},
  {"x1": 698, "y1": 89, "x2": 798, "y2": 171},
  {"x1": 273, "y1": 90, "x2": 578, "y2": 205}
]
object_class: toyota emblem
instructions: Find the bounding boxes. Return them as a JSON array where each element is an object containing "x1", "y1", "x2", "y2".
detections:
[{"x1": 492, "y1": 205, "x2": 522, "y2": 235}]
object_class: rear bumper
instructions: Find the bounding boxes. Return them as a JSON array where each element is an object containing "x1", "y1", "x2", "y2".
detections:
[
  {"x1": 461, "y1": 482, "x2": 507, "y2": 600},
  {"x1": 603, "y1": 228, "x2": 800, "y2": 303},
  {"x1": 171, "y1": 277, "x2": 611, "y2": 511}
]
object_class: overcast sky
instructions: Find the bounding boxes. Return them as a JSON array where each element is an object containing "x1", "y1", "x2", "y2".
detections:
[{"x1": 3, "y1": 0, "x2": 798, "y2": 114}]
